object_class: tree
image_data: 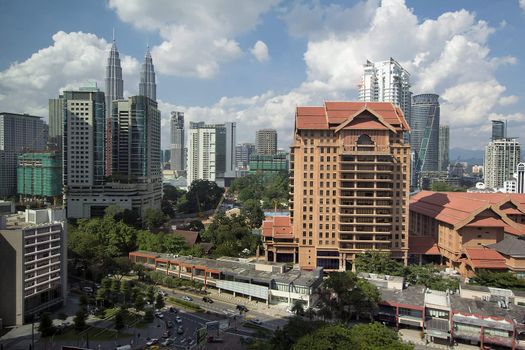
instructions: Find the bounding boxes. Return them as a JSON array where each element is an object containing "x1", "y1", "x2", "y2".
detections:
[
  {"x1": 186, "y1": 219, "x2": 205, "y2": 232},
  {"x1": 134, "y1": 292, "x2": 146, "y2": 311},
  {"x1": 74, "y1": 309, "x2": 87, "y2": 331},
  {"x1": 143, "y1": 208, "x2": 168, "y2": 229},
  {"x1": 155, "y1": 293, "x2": 165, "y2": 309},
  {"x1": 349, "y1": 323, "x2": 413, "y2": 350},
  {"x1": 179, "y1": 179, "x2": 224, "y2": 213},
  {"x1": 470, "y1": 270, "x2": 525, "y2": 289},
  {"x1": 144, "y1": 309, "x2": 154, "y2": 323},
  {"x1": 38, "y1": 312, "x2": 55, "y2": 337},
  {"x1": 121, "y1": 280, "x2": 133, "y2": 305},
  {"x1": 355, "y1": 252, "x2": 405, "y2": 276},
  {"x1": 162, "y1": 234, "x2": 188, "y2": 254},
  {"x1": 292, "y1": 325, "x2": 356, "y2": 350},
  {"x1": 147, "y1": 286, "x2": 155, "y2": 304},
  {"x1": 241, "y1": 199, "x2": 265, "y2": 229},
  {"x1": 110, "y1": 256, "x2": 134, "y2": 280},
  {"x1": 114, "y1": 309, "x2": 126, "y2": 331},
  {"x1": 182, "y1": 244, "x2": 205, "y2": 258},
  {"x1": 291, "y1": 300, "x2": 305, "y2": 316}
]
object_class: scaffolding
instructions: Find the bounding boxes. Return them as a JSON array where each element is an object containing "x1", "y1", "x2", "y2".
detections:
[{"x1": 17, "y1": 152, "x2": 62, "y2": 199}]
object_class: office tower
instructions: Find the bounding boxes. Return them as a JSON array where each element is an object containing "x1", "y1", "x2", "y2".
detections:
[
  {"x1": 105, "y1": 38, "x2": 124, "y2": 176},
  {"x1": 111, "y1": 96, "x2": 161, "y2": 186},
  {"x1": 281, "y1": 102, "x2": 410, "y2": 270},
  {"x1": 0, "y1": 113, "x2": 46, "y2": 197},
  {"x1": 484, "y1": 138, "x2": 520, "y2": 189},
  {"x1": 256, "y1": 129, "x2": 278, "y2": 155},
  {"x1": 139, "y1": 47, "x2": 156, "y2": 101},
  {"x1": 236, "y1": 143, "x2": 256, "y2": 168},
  {"x1": 48, "y1": 97, "x2": 64, "y2": 149},
  {"x1": 517, "y1": 163, "x2": 525, "y2": 194},
  {"x1": 411, "y1": 94, "x2": 440, "y2": 178},
  {"x1": 492, "y1": 120, "x2": 506, "y2": 140},
  {"x1": 359, "y1": 58, "x2": 412, "y2": 125},
  {"x1": 18, "y1": 151, "x2": 62, "y2": 199},
  {"x1": 439, "y1": 125, "x2": 450, "y2": 172},
  {"x1": 63, "y1": 85, "x2": 106, "y2": 188},
  {"x1": 248, "y1": 152, "x2": 289, "y2": 178},
  {"x1": 170, "y1": 112, "x2": 185, "y2": 172},
  {"x1": 0, "y1": 208, "x2": 67, "y2": 326},
  {"x1": 187, "y1": 122, "x2": 236, "y2": 187}
]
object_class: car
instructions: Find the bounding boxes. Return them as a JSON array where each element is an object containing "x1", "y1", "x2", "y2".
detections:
[
  {"x1": 180, "y1": 337, "x2": 187, "y2": 344},
  {"x1": 169, "y1": 306, "x2": 177, "y2": 313},
  {"x1": 202, "y1": 296, "x2": 213, "y2": 303},
  {"x1": 160, "y1": 338, "x2": 172, "y2": 346},
  {"x1": 250, "y1": 319, "x2": 262, "y2": 325},
  {"x1": 166, "y1": 321, "x2": 173, "y2": 328},
  {"x1": 175, "y1": 316, "x2": 182, "y2": 323},
  {"x1": 177, "y1": 326, "x2": 184, "y2": 334},
  {"x1": 159, "y1": 290, "x2": 167, "y2": 297},
  {"x1": 162, "y1": 330, "x2": 171, "y2": 338},
  {"x1": 145, "y1": 338, "x2": 158, "y2": 346},
  {"x1": 154, "y1": 312, "x2": 164, "y2": 319},
  {"x1": 236, "y1": 305, "x2": 249, "y2": 312},
  {"x1": 182, "y1": 295, "x2": 193, "y2": 301},
  {"x1": 82, "y1": 286, "x2": 93, "y2": 294}
]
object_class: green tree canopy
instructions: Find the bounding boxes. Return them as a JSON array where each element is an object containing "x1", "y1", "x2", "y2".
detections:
[
  {"x1": 241, "y1": 199, "x2": 265, "y2": 229},
  {"x1": 178, "y1": 179, "x2": 224, "y2": 213},
  {"x1": 292, "y1": 324, "x2": 356, "y2": 350},
  {"x1": 143, "y1": 208, "x2": 168, "y2": 230}
]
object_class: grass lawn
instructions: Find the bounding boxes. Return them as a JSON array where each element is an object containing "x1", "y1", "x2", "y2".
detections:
[
  {"x1": 54, "y1": 327, "x2": 132, "y2": 341},
  {"x1": 166, "y1": 297, "x2": 204, "y2": 312}
]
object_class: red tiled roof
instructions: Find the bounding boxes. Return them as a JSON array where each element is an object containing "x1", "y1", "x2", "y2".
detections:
[
  {"x1": 262, "y1": 215, "x2": 293, "y2": 238},
  {"x1": 172, "y1": 230, "x2": 200, "y2": 246},
  {"x1": 465, "y1": 217, "x2": 506, "y2": 227},
  {"x1": 409, "y1": 236, "x2": 440, "y2": 255},
  {"x1": 505, "y1": 224, "x2": 525, "y2": 236},
  {"x1": 465, "y1": 247, "x2": 507, "y2": 269},
  {"x1": 410, "y1": 191, "x2": 525, "y2": 232},
  {"x1": 295, "y1": 101, "x2": 409, "y2": 132}
]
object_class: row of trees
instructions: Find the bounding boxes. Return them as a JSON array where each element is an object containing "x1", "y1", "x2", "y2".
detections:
[
  {"x1": 229, "y1": 172, "x2": 289, "y2": 209},
  {"x1": 249, "y1": 317, "x2": 412, "y2": 350},
  {"x1": 162, "y1": 180, "x2": 224, "y2": 216},
  {"x1": 470, "y1": 270, "x2": 525, "y2": 290},
  {"x1": 355, "y1": 252, "x2": 459, "y2": 291}
]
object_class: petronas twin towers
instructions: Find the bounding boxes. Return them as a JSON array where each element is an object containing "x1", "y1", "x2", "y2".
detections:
[{"x1": 105, "y1": 38, "x2": 156, "y2": 105}]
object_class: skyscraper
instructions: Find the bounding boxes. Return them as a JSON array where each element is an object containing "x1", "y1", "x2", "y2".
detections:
[
  {"x1": 187, "y1": 122, "x2": 236, "y2": 187},
  {"x1": 170, "y1": 111, "x2": 185, "y2": 173},
  {"x1": 411, "y1": 94, "x2": 440, "y2": 175},
  {"x1": 492, "y1": 120, "x2": 506, "y2": 140},
  {"x1": 256, "y1": 129, "x2": 278, "y2": 155},
  {"x1": 104, "y1": 38, "x2": 124, "y2": 176},
  {"x1": 269, "y1": 102, "x2": 410, "y2": 269},
  {"x1": 111, "y1": 96, "x2": 161, "y2": 185},
  {"x1": 139, "y1": 47, "x2": 156, "y2": 101},
  {"x1": 439, "y1": 125, "x2": 450, "y2": 172},
  {"x1": 63, "y1": 85, "x2": 106, "y2": 188},
  {"x1": 236, "y1": 143, "x2": 255, "y2": 168},
  {"x1": 484, "y1": 138, "x2": 520, "y2": 189},
  {"x1": 0, "y1": 113, "x2": 47, "y2": 197},
  {"x1": 359, "y1": 58, "x2": 412, "y2": 125},
  {"x1": 48, "y1": 97, "x2": 64, "y2": 149},
  {"x1": 517, "y1": 163, "x2": 525, "y2": 194}
]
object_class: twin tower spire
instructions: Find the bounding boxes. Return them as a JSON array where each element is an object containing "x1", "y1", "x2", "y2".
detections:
[{"x1": 104, "y1": 35, "x2": 156, "y2": 116}]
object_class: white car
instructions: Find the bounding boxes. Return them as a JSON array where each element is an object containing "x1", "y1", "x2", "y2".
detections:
[
  {"x1": 175, "y1": 316, "x2": 182, "y2": 323},
  {"x1": 182, "y1": 295, "x2": 193, "y2": 301},
  {"x1": 146, "y1": 338, "x2": 158, "y2": 346}
]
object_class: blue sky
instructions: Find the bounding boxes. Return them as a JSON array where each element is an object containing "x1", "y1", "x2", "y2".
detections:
[{"x1": 1, "y1": 0, "x2": 525, "y2": 150}]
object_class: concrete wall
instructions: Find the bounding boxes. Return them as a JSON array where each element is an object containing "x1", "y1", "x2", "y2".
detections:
[{"x1": 0, "y1": 230, "x2": 23, "y2": 326}]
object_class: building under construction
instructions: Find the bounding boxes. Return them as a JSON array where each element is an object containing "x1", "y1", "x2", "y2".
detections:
[
  {"x1": 248, "y1": 153, "x2": 289, "y2": 177},
  {"x1": 17, "y1": 151, "x2": 62, "y2": 201}
]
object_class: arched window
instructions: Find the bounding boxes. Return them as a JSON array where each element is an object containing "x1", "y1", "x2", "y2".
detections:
[{"x1": 357, "y1": 134, "x2": 374, "y2": 145}]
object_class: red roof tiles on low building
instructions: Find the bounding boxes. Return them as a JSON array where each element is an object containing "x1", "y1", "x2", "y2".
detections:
[
  {"x1": 262, "y1": 215, "x2": 293, "y2": 238},
  {"x1": 464, "y1": 247, "x2": 507, "y2": 269}
]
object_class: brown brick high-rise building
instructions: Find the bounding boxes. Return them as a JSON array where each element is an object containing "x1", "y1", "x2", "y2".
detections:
[{"x1": 264, "y1": 102, "x2": 411, "y2": 271}]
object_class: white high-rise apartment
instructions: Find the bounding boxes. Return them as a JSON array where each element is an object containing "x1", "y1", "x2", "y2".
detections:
[
  {"x1": 187, "y1": 122, "x2": 236, "y2": 188},
  {"x1": 517, "y1": 163, "x2": 525, "y2": 194},
  {"x1": 359, "y1": 58, "x2": 412, "y2": 124},
  {"x1": 170, "y1": 112, "x2": 185, "y2": 173},
  {"x1": 484, "y1": 138, "x2": 521, "y2": 189},
  {"x1": 187, "y1": 123, "x2": 217, "y2": 187}
]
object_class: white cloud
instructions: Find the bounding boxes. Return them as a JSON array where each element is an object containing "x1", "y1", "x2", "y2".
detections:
[
  {"x1": 520, "y1": 0, "x2": 525, "y2": 11},
  {"x1": 499, "y1": 95, "x2": 519, "y2": 106},
  {"x1": 0, "y1": 31, "x2": 139, "y2": 118},
  {"x1": 251, "y1": 41, "x2": 270, "y2": 62},
  {"x1": 108, "y1": 0, "x2": 279, "y2": 78}
]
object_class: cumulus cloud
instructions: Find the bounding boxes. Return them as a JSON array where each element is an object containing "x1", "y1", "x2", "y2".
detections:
[
  {"x1": 520, "y1": 0, "x2": 525, "y2": 11},
  {"x1": 108, "y1": 0, "x2": 278, "y2": 78},
  {"x1": 250, "y1": 41, "x2": 270, "y2": 62},
  {"x1": 0, "y1": 31, "x2": 139, "y2": 118}
]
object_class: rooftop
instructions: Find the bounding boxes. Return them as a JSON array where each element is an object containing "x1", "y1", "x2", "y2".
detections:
[
  {"x1": 489, "y1": 235, "x2": 525, "y2": 258},
  {"x1": 464, "y1": 247, "x2": 507, "y2": 269},
  {"x1": 380, "y1": 285, "x2": 426, "y2": 308},
  {"x1": 130, "y1": 251, "x2": 323, "y2": 288}
]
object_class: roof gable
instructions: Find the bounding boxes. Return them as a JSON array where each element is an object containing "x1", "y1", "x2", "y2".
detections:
[{"x1": 334, "y1": 106, "x2": 396, "y2": 134}]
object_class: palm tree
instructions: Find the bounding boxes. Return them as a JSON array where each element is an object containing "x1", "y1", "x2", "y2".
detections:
[{"x1": 291, "y1": 300, "x2": 305, "y2": 316}]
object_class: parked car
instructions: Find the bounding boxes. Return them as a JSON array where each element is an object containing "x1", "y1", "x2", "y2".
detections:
[
  {"x1": 175, "y1": 316, "x2": 182, "y2": 324},
  {"x1": 160, "y1": 338, "x2": 172, "y2": 346},
  {"x1": 182, "y1": 295, "x2": 193, "y2": 301},
  {"x1": 82, "y1": 286, "x2": 93, "y2": 294},
  {"x1": 250, "y1": 319, "x2": 262, "y2": 325},
  {"x1": 177, "y1": 326, "x2": 184, "y2": 334},
  {"x1": 154, "y1": 312, "x2": 164, "y2": 319},
  {"x1": 169, "y1": 306, "x2": 177, "y2": 313},
  {"x1": 162, "y1": 330, "x2": 171, "y2": 338},
  {"x1": 145, "y1": 338, "x2": 158, "y2": 346},
  {"x1": 202, "y1": 296, "x2": 213, "y2": 303}
]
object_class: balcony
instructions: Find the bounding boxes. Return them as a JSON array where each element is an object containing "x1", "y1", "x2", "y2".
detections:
[{"x1": 342, "y1": 145, "x2": 390, "y2": 155}]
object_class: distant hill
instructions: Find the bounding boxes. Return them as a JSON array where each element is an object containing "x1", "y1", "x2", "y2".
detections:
[{"x1": 449, "y1": 147, "x2": 484, "y2": 165}]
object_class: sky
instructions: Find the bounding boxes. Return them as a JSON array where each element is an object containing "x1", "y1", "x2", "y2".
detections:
[{"x1": 1, "y1": 0, "x2": 525, "y2": 151}]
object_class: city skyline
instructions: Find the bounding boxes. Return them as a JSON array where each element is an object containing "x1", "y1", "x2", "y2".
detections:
[{"x1": 1, "y1": 1, "x2": 525, "y2": 151}]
